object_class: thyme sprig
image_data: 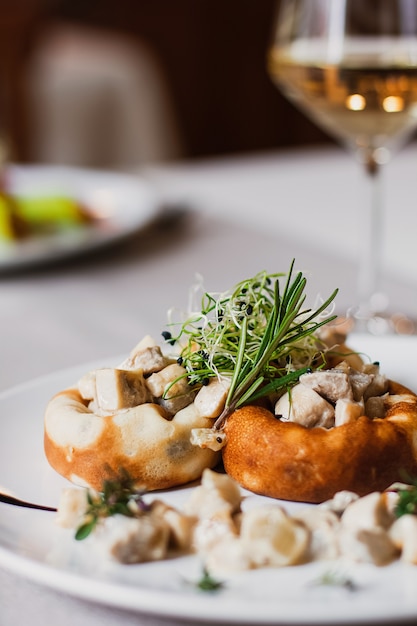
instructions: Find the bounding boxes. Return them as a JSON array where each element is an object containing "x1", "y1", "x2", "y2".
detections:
[
  {"x1": 163, "y1": 260, "x2": 338, "y2": 427},
  {"x1": 310, "y1": 569, "x2": 357, "y2": 592},
  {"x1": 195, "y1": 568, "x2": 225, "y2": 592},
  {"x1": 392, "y1": 477, "x2": 417, "y2": 518},
  {"x1": 75, "y1": 469, "x2": 149, "y2": 540}
]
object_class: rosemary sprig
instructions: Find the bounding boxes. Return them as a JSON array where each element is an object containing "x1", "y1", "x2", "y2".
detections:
[
  {"x1": 75, "y1": 469, "x2": 149, "y2": 540},
  {"x1": 163, "y1": 260, "x2": 338, "y2": 428}
]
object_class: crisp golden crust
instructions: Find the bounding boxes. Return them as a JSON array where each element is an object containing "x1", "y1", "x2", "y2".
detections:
[
  {"x1": 222, "y1": 381, "x2": 417, "y2": 504},
  {"x1": 44, "y1": 387, "x2": 220, "y2": 491}
]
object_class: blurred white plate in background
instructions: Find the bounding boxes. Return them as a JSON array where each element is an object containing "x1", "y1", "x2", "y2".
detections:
[{"x1": 0, "y1": 164, "x2": 159, "y2": 271}]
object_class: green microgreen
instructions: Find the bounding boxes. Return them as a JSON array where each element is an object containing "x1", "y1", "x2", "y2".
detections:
[
  {"x1": 162, "y1": 260, "x2": 338, "y2": 427},
  {"x1": 75, "y1": 468, "x2": 149, "y2": 540}
]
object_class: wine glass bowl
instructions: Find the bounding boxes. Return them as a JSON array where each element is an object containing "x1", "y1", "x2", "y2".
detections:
[{"x1": 268, "y1": 0, "x2": 417, "y2": 332}]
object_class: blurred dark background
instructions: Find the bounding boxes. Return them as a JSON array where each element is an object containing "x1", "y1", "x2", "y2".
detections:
[{"x1": 0, "y1": 0, "x2": 333, "y2": 167}]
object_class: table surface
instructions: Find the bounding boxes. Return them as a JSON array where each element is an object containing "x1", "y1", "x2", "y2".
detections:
[{"x1": 1, "y1": 144, "x2": 417, "y2": 626}]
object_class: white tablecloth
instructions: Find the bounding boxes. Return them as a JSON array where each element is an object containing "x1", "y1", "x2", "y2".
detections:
[{"x1": 1, "y1": 145, "x2": 417, "y2": 626}]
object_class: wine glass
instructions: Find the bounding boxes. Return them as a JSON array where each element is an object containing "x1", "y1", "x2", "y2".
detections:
[{"x1": 268, "y1": 0, "x2": 417, "y2": 333}]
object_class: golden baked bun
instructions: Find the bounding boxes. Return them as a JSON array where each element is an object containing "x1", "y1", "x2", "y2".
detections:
[
  {"x1": 44, "y1": 387, "x2": 220, "y2": 491},
  {"x1": 222, "y1": 381, "x2": 417, "y2": 504}
]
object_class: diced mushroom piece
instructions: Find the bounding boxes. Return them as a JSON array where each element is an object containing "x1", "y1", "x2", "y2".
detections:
[
  {"x1": 275, "y1": 384, "x2": 335, "y2": 428},
  {"x1": 348, "y1": 370, "x2": 374, "y2": 401},
  {"x1": 55, "y1": 488, "x2": 89, "y2": 528},
  {"x1": 78, "y1": 370, "x2": 97, "y2": 401},
  {"x1": 159, "y1": 393, "x2": 196, "y2": 416},
  {"x1": 299, "y1": 369, "x2": 352, "y2": 403},
  {"x1": 341, "y1": 491, "x2": 395, "y2": 531},
  {"x1": 130, "y1": 334, "x2": 157, "y2": 351},
  {"x1": 337, "y1": 491, "x2": 397, "y2": 565},
  {"x1": 119, "y1": 343, "x2": 169, "y2": 375},
  {"x1": 190, "y1": 427, "x2": 226, "y2": 451},
  {"x1": 338, "y1": 526, "x2": 398, "y2": 565},
  {"x1": 98, "y1": 514, "x2": 170, "y2": 564},
  {"x1": 381, "y1": 489, "x2": 400, "y2": 516},
  {"x1": 149, "y1": 500, "x2": 196, "y2": 551},
  {"x1": 204, "y1": 536, "x2": 251, "y2": 575},
  {"x1": 365, "y1": 395, "x2": 387, "y2": 418},
  {"x1": 193, "y1": 510, "x2": 239, "y2": 553},
  {"x1": 194, "y1": 377, "x2": 231, "y2": 418},
  {"x1": 332, "y1": 360, "x2": 350, "y2": 374},
  {"x1": 194, "y1": 514, "x2": 250, "y2": 574},
  {"x1": 293, "y1": 507, "x2": 340, "y2": 560},
  {"x1": 184, "y1": 468, "x2": 242, "y2": 519},
  {"x1": 362, "y1": 363, "x2": 389, "y2": 399},
  {"x1": 202, "y1": 469, "x2": 242, "y2": 510},
  {"x1": 389, "y1": 515, "x2": 417, "y2": 564},
  {"x1": 320, "y1": 490, "x2": 359, "y2": 516},
  {"x1": 146, "y1": 363, "x2": 195, "y2": 415},
  {"x1": 362, "y1": 362, "x2": 379, "y2": 375},
  {"x1": 146, "y1": 363, "x2": 185, "y2": 397},
  {"x1": 334, "y1": 398, "x2": 364, "y2": 426},
  {"x1": 95, "y1": 368, "x2": 151, "y2": 411},
  {"x1": 240, "y1": 505, "x2": 310, "y2": 567},
  {"x1": 338, "y1": 491, "x2": 399, "y2": 565}
]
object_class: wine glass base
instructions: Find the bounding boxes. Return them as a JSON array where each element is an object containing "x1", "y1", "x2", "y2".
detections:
[{"x1": 347, "y1": 309, "x2": 416, "y2": 335}]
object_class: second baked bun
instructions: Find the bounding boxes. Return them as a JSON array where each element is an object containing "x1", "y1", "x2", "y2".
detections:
[{"x1": 222, "y1": 381, "x2": 417, "y2": 503}]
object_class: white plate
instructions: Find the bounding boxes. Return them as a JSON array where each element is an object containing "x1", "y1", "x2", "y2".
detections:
[
  {"x1": 1, "y1": 334, "x2": 417, "y2": 625},
  {"x1": 0, "y1": 164, "x2": 159, "y2": 271}
]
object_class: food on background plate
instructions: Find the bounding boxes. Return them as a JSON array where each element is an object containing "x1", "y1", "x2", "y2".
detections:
[
  {"x1": 44, "y1": 261, "x2": 417, "y2": 504},
  {"x1": 0, "y1": 192, "x2": 93, "y2": 242}
]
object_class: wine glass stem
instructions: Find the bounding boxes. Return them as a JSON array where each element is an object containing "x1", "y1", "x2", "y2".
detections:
[{"x1": 357, "y1": 155, "x2": 383, "y2": 313}]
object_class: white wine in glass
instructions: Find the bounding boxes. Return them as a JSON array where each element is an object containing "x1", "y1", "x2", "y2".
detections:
[{"x1": 268, "y1": 0, "x2": 417, "y2": 332}]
